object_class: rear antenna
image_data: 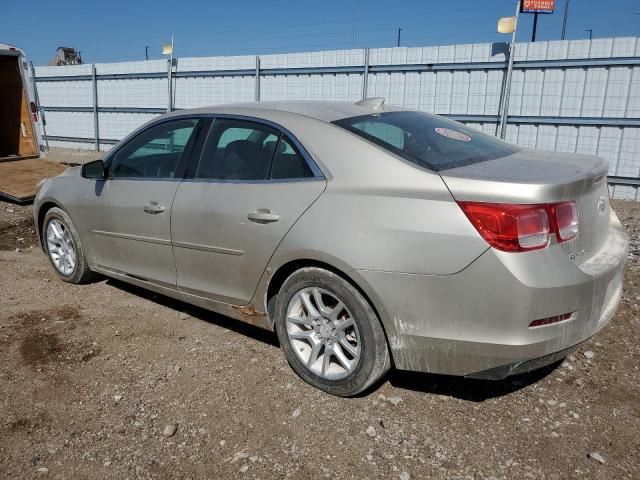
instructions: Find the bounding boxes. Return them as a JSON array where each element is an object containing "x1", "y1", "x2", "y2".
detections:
[{"x1": 355, "y1": 97, "x2": 385, "y2": 109}]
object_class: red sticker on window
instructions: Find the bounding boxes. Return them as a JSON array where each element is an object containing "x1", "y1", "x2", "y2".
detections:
[{"x1": 434, "y1": 127, "x2": 471, "y2": 142}]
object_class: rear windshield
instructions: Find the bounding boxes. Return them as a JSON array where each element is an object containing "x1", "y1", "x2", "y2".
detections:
[{"x1": 333, "y1": 111, "x2": 519, "y2": 172}]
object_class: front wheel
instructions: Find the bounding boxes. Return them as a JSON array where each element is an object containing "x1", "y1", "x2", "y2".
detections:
[
  {"x1": 274, "y1": 267, "x2": 390, "y2": 396},
  {"x1": 42, "y1": 207, "x2": 95, "y2": 284}
]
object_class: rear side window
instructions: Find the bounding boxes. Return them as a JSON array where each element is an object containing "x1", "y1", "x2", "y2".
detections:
[
  {"x1": 196, "y1": 119, "x2": 314, "y2": 181},
  {"x1": 333, "y1": 111, "x2": 519, "y2": 172},
  {"x1": 270, "y1": 137, "x2": 314, "y2": 180},
  {"x1": 196, "y1": 119, "x2": 279, "y2": 180},
  {"x1": 217, "y1": 127, "x2": 254, "y2": 148}
]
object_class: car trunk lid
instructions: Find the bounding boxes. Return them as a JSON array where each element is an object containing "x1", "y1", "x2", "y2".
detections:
[{"x1": 440, "y1": 148, "x2": 611, "y2": 265}]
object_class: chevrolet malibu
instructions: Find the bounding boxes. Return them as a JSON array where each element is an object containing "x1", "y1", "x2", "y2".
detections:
[{"x1": 34, "y1": 99, "x2": 628, "y2": 396}]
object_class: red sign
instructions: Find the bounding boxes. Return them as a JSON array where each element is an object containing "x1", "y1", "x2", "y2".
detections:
[{"x1": 521, "y1": 0, "x2": 555, "y2": 13}]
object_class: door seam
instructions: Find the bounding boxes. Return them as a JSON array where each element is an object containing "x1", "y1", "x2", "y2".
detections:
[{"x1": 246, "y1": 180, "x2": 328, "y2": 306}]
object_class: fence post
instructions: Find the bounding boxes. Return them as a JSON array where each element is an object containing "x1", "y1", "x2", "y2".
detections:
[
  {"x1": 255, "y1": 56, "x2": 261, "y2": 102},
  {"x1": 362, "y1": 48, "x2": 370, "y2": 100},
  {"x1": 92, "y1": 64, "x2": 99, "y2": 151}
]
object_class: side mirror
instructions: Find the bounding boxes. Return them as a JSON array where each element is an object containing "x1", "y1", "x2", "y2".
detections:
[{"x1": 81, "y1": 159, "x2": 106, "y2": 179}]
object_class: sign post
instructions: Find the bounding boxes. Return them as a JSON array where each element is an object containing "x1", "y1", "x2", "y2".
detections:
[
  {"x1": 520, "y1": 0, "x2": 555, "y2": 14},
  {"x1": 520, "y1": 0, "x2": 555, "y2": 42}
]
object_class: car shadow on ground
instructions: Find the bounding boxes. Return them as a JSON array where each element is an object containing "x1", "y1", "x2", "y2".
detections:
[
  {"x1": 105, "y1": 278, "x2": 280, "y2": 348},
  {"x1": 105, "y1": 278, "x2": 561, "y2": 402},
  {"x1": 387, "y1": 362, "x2": 561, "y2": 402}
]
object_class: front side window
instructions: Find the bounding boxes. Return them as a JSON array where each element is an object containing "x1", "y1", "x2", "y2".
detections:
[
  {"x1": 333, "y1": 111, "x2": 519, "y2": 172},
  {"x1": 108, "y1": 118, "x2": 199, "y2": 179},
  {"x1": 196, "y1": 119, "x2": 313, "y2": 181}
]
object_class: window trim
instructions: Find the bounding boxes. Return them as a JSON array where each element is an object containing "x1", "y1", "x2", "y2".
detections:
[
  {"x1": 101, "y1": 113, "x2": 326, "y2": 183},
  {"x1": 184, "y1": 113, "x2": 325, "y2": 184},
  {"x1": 102, "y1": 115, "x2": 209, "y2": 181}
]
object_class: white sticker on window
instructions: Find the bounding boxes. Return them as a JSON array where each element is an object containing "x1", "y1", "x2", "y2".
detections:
[{"x1": 434, "y1": 127, "x2": 471, "y2": 142}]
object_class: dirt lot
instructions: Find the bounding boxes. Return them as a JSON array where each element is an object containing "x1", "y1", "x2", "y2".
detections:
[
  {"x1": 43, "y1": 148, "x2": 104, "y2": 166},
  {"x1": 0, "y1": 154, "x2": 639, "y2": 479}
]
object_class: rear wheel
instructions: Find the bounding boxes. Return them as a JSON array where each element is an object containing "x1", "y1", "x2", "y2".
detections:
[
  {"x1": 43, "y1": 207, "x2": 94, "y2": 284},
  {"x1": 274, "y1": 267, "x2": 390, "y2": 396}
]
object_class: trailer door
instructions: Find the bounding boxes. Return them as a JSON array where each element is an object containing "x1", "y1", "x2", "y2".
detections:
[{"x1": 0, "y1": 54, "x2": 38, "y2": 160}]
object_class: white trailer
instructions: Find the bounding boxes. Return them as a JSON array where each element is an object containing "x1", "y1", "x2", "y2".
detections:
[
  {"x1": 0, "y1": 43, "x2": 66, "y2": 203},
  {"x1": 0, "y1": 43, "x2": 45, "y2": 161}
]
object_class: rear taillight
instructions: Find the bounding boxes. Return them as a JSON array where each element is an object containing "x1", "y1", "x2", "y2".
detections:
[
  {"x1": 458, "y1": 202, "x2": 550, "y2": 252},
  {"x1": 458, "y1": 201, "x2": 579, "y2": 253},
  {"x1": 551, "y1": 201, "x2": 578, "y2": 241}
]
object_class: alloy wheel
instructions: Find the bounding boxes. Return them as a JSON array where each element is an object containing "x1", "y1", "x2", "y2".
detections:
[
  {"x1": 285, "y1": 287, "x2": 361, "y2": 380},
  {"x1": 46, "y1": 219, "x2": 76, "y2": 276}
]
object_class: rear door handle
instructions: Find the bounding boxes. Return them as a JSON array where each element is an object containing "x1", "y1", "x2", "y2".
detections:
[
  {"x1": 143, "y1": 203, "x2": 165, "y2": 214},
  {"x1": 247, "y1": 210, "x2": 280, "y2": 223}
]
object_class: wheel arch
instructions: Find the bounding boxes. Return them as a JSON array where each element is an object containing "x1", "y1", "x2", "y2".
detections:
[
  {"x1": 36, "y1": 201, "x2": 64, "y2": 249},
  {"x1": 264, "y1": 258, "x2": 395, "y2": 366}
]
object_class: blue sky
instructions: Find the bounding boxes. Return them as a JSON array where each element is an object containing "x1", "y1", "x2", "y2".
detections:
[{"x1": 2, "y1": 0, "x2": 639, "y2": 66}]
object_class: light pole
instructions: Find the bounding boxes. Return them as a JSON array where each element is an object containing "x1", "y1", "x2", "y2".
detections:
[
  {"x1": 497, "y1": 1, "x2": 521, "y2": 139},
  {"x1": 353, "y1": 1, "x2": 357, "y2": 48},
  {"x1": 585, "y1": 29, "x2": 592, "y2": 40},
  {"x1": 162, "y1": 35, "x2": 175, "y2": 112},
  {"x1": 397, "y1": 28, "x2": 402, "y2": 47},
  {"x1": 561, "y1": 0, "x2": 570, "y2": 40}
]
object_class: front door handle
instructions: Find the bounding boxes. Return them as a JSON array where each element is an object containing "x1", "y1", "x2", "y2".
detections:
[
  {"x1": 143, "y1": 203, "x2": 165, "y2": 214},
  {"x1": 247, "y1": 210, "x2": 280, "y2": 223}
]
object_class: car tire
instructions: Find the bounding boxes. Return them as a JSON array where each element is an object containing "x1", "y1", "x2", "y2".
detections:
[
  {"x1": 42, "y1": 207, "x2": 95, "y2": 284},
  {"x1": 274, "y1": 267, "x2": 390, "y2": 397}
]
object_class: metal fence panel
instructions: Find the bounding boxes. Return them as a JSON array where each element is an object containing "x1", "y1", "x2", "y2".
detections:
[
  {"x1": 33, "y1": 37, "x2": 640, "y2": 199},
  {"x1": 44, "y1": 111, "x2": 94, "y2": 139}
]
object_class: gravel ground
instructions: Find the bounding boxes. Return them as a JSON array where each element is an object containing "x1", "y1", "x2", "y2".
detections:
[{"x1": 0, "y1": 151, "x2": 639, "y2": 479}]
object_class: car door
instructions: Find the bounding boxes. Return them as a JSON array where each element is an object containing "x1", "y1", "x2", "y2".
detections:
[
  {"x1": 171, "y1": 117, "x2": 326, "y2": 305},
  {"x1": 82, "y1": 117, "x2": 202, "y2": 287}
]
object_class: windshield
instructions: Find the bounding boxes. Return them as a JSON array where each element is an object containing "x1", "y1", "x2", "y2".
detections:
[{"x1": 333, "y1": 111, "x2": 519, "y2": 172}]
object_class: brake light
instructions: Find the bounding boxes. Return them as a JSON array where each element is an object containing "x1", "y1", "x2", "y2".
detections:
[{"x1": 458, "y1": 201, "x2": 579, "y2": 253}]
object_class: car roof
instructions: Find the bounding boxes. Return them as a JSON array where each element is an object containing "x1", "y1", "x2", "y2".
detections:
[{"x1": 167, "y1": 100, "x2": 408, "y2": 124}]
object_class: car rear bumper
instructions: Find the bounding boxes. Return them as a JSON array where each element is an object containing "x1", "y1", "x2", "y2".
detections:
[
  {"x1": 356, "y1": 209, "x2": 628, "y2": 377},
  {"x1": 465, "y1": 340, "x2": 586, "y2": 380}
]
